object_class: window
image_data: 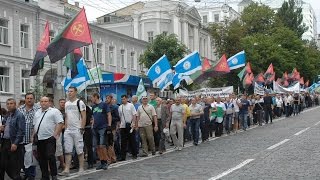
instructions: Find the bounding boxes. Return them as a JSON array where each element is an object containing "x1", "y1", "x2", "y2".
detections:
[
  {"x1": 214, "y1": 14, "x2": 219, "y2": 22},
  {"x1": 83, "y1": 46, "x2": 90, "y2": 61},
  {"x1": 109, "y1": 46, "x2": 114, "y2": 65},
  {"x1": 147, "y1": 31, "x2": 154, "y2": 43},
  {"x1": 21, "y1": 70, "x2": 30, "y2": 94},
  {"x1": 49, "y1": 30, "x2": 55, "y2": 42},
  {"x1": 0, "y1": 67, "x2": 10, "y2": 92},
  {"x1": 0, "y1": 19, "x2": 9, "y2": 45},
  {"x1": 104, "y1": 16, "x2": 110, "y2": 22},
  {"x1": 162, "y1": 31, "x2": 168, "y2": 36},
  {"x1": 96, "y1": 43, "x2": 103, "y2": 63},
  {"x1": 120, "y1": 49, "x2": 126, "y2": 68},
  {"x1": 130, "y1": 51, "x2": 136, "y2": 70},
  {"x1": 20, "y1": 24, "x2": 29, "y2": 48},
  {"x1": 202, "y1": 15, "x2": 208, "y2": 24}
]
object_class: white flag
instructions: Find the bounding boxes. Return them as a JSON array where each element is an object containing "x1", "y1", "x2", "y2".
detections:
[{"x1": 136, "y1": 79, "x2": 147, "y2": 101}]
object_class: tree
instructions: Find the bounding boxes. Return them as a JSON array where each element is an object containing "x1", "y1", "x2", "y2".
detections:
[
  {"x1": 139, "y1": 34, "x2": 187, "y2": 68},
  {"x1": 276, "y1": 0, "x2": 308, "y2": 38}
]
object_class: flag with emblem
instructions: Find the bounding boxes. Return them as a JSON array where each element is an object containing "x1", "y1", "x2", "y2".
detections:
[
  {"x1": 46, "y1": 8, "x2": 92, "y2": 63},
  {"x1": 64, "y1": 48, "x2": 82, "y2": 78},
  {"x1": 89, "y1": 66, "x2": 103, "y2": 83},
  {"x1": 174, "y1": 51, "x2": 202, "y2": 75},
  {"x1": 158, "y1": 71, "x2": 174, "y2": 91},
  {"x1": 136, "y1": 79, "x2": 147, "y2": 101},
  {"x1": 30, "y1": 21, "x2": 50, "y2": 76},
  {"x1": 254, "y1": 73, "x2": 265, "y2": 84},
  {"x1": 202, "y1": 57, "x2": 211, "y2": 72},
  {"x1": 227, "y1": 50, "x2": 246, "y2": 70},
  {"x1": 61, "y1": 58, "x2": 90, "y2": 92},
  {"x1": 147, "y1": 55, "x2": 172, "y2": 85}
]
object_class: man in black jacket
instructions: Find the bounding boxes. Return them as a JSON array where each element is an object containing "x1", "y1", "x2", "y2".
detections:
[
  {"x1": 263, "y1": 92, "x2": 273, "y2": 124},
  {"x1": 0, "y1": 98, "x2": 26, "y2": 180}
]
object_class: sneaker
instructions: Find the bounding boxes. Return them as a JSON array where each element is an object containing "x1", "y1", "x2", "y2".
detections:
[
  {"x1": 101, "y1": 163, "x2": 108, "y2": 170},
  {"x1": 177, "y1": 147, "x2": 182, "y2": 151},
  {"x1": 96, "y1": 164, "x2": 104, "y2": 170},
  {"x1": 58, "y1": 171, "x2": 70, "y2": 177}
]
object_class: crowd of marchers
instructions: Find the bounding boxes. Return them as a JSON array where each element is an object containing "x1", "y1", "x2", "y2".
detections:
[{"x1": 0, "y1": 87, "x2": 319, "y2": 180}]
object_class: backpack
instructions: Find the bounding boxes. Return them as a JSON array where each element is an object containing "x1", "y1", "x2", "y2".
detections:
[{"x1": 76, "y1": 100, "x2": 93, "y2": 127}]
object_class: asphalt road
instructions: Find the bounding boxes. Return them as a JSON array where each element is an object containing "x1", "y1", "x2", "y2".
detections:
[{"x1": 57, "y1": 106, "x2": 320, "y2": 180}]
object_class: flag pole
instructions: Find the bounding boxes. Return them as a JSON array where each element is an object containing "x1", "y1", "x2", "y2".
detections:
[{"x1": 91, "y1": 44, "x2": 102, "y2": 98}]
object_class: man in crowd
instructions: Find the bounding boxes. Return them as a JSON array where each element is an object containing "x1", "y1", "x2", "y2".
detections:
[
  {"x1": 275, "y1": 94, "x2": 283, "y2": 117},
  {"x1": 136, "y1": 96, "x2": 158, "y2": 156},
  {"x1": 155, "y1": 97, "x2": 170, "y2": 154},
  {"x1": 189, "y1": 98, "x2": 203, "y2": 145},
  {"x1": 57, "y1": 99, "x2": 66, "y2": 170},
  {"x1": 0, "y1": 98, "x2": 26, "y2": 180},
  {"x1": 91, "y1": 93, "x2": 112, "y2": 170},
  {"x1": 33, "y1": 96, "x2": 63, "y2": 180},
  {"x1": 263, "y1": 91, "x2": 273, "y2": 124},
  {"x1": 201, "y1": 97, "x2": 211, "y2": 142},
  {"x1": 106, "y1": 95, "x2": 121, "y2": 161},
  {"x1": 148, "y1": 92, "x2": 157, "y2": 108},
  {"x1": 239, "y1": 95, "x2": 250, "y2": 131},
  {"x1": 170, "y1": 98, "x2": 185, "y2": 151},
  {"x1": 60, "y1": 87, "x2": 86, "y2": 176},
  {"x1": 118, "y1": 95, "x2": 138, "y2": 161},
  {"x1": 230, "y1": 94, "x2": 240, "y2": 132},
  {"x1": 224, "y1": 97, "x2": 234, "y2": 134},
  {"x1": 181, "y1": 97, "x2": 191, "y2": 143},
  {"x1": 18, "y1": 93, "x2": 40, "y2": 180}
]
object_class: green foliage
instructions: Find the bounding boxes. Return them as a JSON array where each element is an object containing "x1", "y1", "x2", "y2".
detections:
[
  {"x1": 30, "y1": 72, "x2": 47, "y2": 102},
  {"x1": 139, "y1": 34, "x2": 187, "y2": 68},
  {"x1": 276, "y1": 0, "x2": 308, "y2": 38},
  {"x1": 207, "y1": 2, "x2": 320, "y2": 88}
]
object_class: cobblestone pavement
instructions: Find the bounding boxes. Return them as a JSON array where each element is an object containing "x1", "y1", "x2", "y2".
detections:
[{"x1": 53, "y1": 106, "x2": 320, "y2": 180}]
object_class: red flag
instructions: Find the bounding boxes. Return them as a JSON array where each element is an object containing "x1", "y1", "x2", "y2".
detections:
[
  {"x1": 30, "y1": 21, "x2": 50, "y2": 76},
  {"x1": 265, "y1": 73, "x2": 275, "y2": 85},
  {"x1": 47, "y1": 8, "x2": 92, "y2": 63},
  {"x1": 254, "y1": 73, "x2": 265, "y2": 84},
  {"x1": 283, "y1": 80, "x2": 289, "y2": 87},
  {"x1": 213, "y1": 54, "x2": 230, "y2": 73},
  {"x1": 243, "y1": 73, "x2": 253, "y2": 88},
  {"x1": 202, "y1": 57, "x2": 211, "y2": 72},
  {"x1": 276, "y1": 78, "x2": 282, "y2": 85},
  {"x1": 305, "y1": 80, "x2": 309, "y2": 87},
  {"x1": 294, "y1": 72, "x2": 300, "y2": 81},
  {"x1": 264, "y1": 63, "x2": 274, "y2": 78},
  {"x1": 299, "y1": 77, "x2": 304, "y2": 85},
  {"x1": 283, "y1": 71, "x2": 288, "y2": 80},
  {"x1": 246, "y1": 62, "x2": 252, "y2": 74}
]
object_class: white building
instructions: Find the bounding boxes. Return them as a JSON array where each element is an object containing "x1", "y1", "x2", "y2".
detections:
[
  {"x1": 0, "y1": 0, "x2": 148, "y2": 105},
  {"x1": 198, "y1": 4, "x2": 240, "y2": 26},
  {"x1": 96, "y1": 1, "x2": 215, "y2": 61}
]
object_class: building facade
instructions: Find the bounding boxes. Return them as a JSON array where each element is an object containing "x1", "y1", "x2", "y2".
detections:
[
  {"x1": 198, "y1": 4, "x2": 240, "y2": 26},
  {"x1": 0, "y1": 0, "x2": 148, "y2": 105},
  {"x1": 96, "y1": 1, "x2": 216, "y2": 61}
]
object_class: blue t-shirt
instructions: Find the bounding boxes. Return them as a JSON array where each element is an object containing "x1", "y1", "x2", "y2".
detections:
[
  {"x1": 239, "y1": 99, "x2": 250, "y2": 114},
  {"x1": 92, "y1": 102, "x2": 110, "y2": 129}
]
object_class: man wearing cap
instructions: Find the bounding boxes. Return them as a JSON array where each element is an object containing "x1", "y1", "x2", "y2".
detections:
[{"x1": 136, "y1": 96, "x2": 158, "y2": 156}]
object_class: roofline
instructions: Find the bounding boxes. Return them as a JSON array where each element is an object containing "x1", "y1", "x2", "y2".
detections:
[{"x1": 96, "y1": 1, "x2": 145, "y2": 19}]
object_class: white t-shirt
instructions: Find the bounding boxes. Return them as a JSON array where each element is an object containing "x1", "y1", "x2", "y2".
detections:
[
  {"x1": 65, "y1": 99, "x2": 86, "y2": 130},
  {"x1": 118, "y1": 103, "x2": 137, "y2": 128},
  {"x1": 33, "y1": 107, "x2": 64, "y2": 140},
  {"x1": 232, "y1": 99, "x2": 240, "y2": 112}
]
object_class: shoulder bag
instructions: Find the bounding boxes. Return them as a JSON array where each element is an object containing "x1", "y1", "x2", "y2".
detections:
[{"x1": 33, "y1": 111, "x2": 48, "y2": 145}]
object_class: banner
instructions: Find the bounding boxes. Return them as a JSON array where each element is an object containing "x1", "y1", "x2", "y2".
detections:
[
  {"x1": 178, "y1": 86, "x2": 233, "y2": 98},
  {"x1": 273, "y1": 81, "x2": 300, "y2": 93},
  {"x1": 254, "y1": 82, "x2": 265, "y2": 95}
]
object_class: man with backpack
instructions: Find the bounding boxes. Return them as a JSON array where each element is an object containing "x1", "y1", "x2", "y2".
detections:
[
  {"x1": 59, "y1": 87, "x2": 86, "y2": 177},
  {"x1": 91, "y1": 93, "x2": 112, "y2": 170}
]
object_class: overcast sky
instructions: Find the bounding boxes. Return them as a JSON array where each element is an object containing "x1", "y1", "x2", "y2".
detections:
[{"x1": 68, "y1": 0, "x2": 320, "y2": 33}]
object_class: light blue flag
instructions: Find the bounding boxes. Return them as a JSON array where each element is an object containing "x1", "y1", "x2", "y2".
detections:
[
  {"x1": 174, "y1": 51, "x2": 202, "y2": 75},
  {"x1": 227, "y1": 50, "x2": 246, "y2": 70},
  {"x1": 309, "y1": 83, "x2": 320, "y2": 92},
  {"x1": 158, "y1": 71, "x2": 174, "y2": 91},
  {"x1": 147, "y1": 55, "x2": 172, "y2": 85},
  {"x1": 61, "y1": 58, "x2": 90, "y2": 93},
  {"x1": 172, "y1": 73, "x2": 193, "y2": 90}
]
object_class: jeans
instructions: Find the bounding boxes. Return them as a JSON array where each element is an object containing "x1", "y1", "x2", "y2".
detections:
[
  {"x1": 225, "y1": 114, "x2": 232, "y2": 133},
  {"x1": 190, "y1": 118, "x2": 200, "y2": 144},
  {"x1": 256, "y1": 110, "x2": 264, "y2": 126},
  {"x1": 293, "y1": 104, "x2": 299, "y2": 115},
  {"x1": 184, "y1": 118, "x2": 192, "y2": 142},
  {"x1": 264, "y1": 107, "x2": 273, "y2": 123},
  {"x1": 93, "y1": 128, "x2": 107, "y2": 146},
  {"x1": 37, "y1": 136, "x2": 57, "y2": 179},
  {"x1": 239, "y1": 112, "x2": 248, "y2": 130}
]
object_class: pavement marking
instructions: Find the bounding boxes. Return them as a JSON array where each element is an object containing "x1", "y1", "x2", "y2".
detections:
[
  {"x1": 314, "y1": 121, "x2": 320, "y2": 126},
  {"x1": 208, "y1": 159, "x2": 255, "y2": 180},
  {"x1": 267, "y1": 139, "x2": 290, "y2": 150},
  {"x1": 294, "y1": 127, "x2": 310, "y2": 136}
]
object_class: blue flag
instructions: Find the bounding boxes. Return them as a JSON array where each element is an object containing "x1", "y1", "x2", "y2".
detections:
[
  {"x1": 174, "y1": 51, "x2": 201, "y2": 75},
  {"x1": 172, "y1": 73, "x2": 193, "y2": 90},
  {"x1": 61, "y1": 58, "x2": 90, "y2": 92},
  {"x1": 158, "y1": 71, "x2": 174, "y2": 91},
  {"x1": 227, "y1": 50, "x2": 246, "y2": 70},
  {"x1": 147, "y1": 55, "x2": 172, "y2": 85}
]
